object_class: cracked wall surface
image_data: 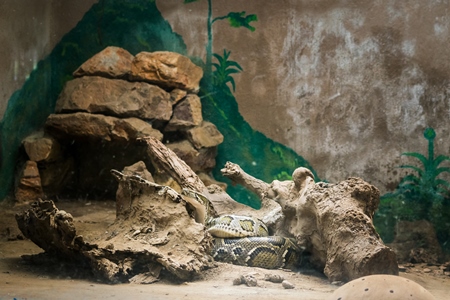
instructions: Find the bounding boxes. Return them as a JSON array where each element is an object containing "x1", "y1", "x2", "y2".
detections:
[
  {"x1": 158, "y1": 0, "x2": 450, "y2": 192},
  {"x1": 2, "y1": 0, "x2": 449, "y2": 194}
]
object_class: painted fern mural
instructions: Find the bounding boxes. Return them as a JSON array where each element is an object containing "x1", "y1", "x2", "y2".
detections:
[{"x1": 375, "y1": 128, "x2": 450, "y2": 250}]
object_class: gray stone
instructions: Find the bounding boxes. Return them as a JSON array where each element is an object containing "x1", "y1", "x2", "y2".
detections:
[
  {"x1": 55, "y1": 76, "x2": 172, "y2": 122},
  {"x1": 130, "y1": 51, "x2": 203, "y2": 92},
  {"x1": 73, "y1": 46, "x2": 134, "y2": 79}
]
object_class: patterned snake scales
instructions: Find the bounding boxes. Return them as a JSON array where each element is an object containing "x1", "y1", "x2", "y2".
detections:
[{"x1": 111, "y1": 170, "x2": 302, "y2": 269}]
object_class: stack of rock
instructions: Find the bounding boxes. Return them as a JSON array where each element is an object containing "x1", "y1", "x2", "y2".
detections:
[{"x1": 15, "y1": 46, "x2": 224, "y2": 202}]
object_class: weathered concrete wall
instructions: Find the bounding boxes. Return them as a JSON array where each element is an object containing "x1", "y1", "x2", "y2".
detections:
[
  {"x1": 1, "y1": 0, "x2": 449, "y2": 195},
  {"x1": 0, "y1": 0, "x2": 97, "y2": 118},
  {"x1": 158, "y1": 0, "x2": 450, "y2": 193}
]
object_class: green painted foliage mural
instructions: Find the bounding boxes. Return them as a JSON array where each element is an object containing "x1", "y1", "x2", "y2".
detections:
[
  {"x1": 212, "y1": 49, "x2": 243, "y2": 93},
  {"x1": 375, "y1": 128, "x2": 450, "y2": 250}
]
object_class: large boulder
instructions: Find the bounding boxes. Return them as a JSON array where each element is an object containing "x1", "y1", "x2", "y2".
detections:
[
  {"x1": 73, "y1": 46, "x2": 134, "y2": 79},
  {"x1": 55, "y1": 76, "x2": 172, "y2": 122},
  {"x1": 45, "y1": 112, "x2": 163, "y2": 142},
  {"x1": 130, "y1": 51, "x2": 203, "y2": 93}
]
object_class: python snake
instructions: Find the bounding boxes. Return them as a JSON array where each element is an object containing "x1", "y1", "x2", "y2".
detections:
[{"x1": 111, "y1": 169, "x2": 302, "y2": 269}]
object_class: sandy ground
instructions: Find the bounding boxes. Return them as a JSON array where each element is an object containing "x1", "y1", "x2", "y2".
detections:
[{"x1": 1, "y1": 200, "x2": 449, "y2": 300}]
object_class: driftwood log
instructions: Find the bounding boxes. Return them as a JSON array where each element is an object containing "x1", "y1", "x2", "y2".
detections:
[
  {"x1": 16, "y1": 159, "x2": 214, "y2": 283},
  {"x1": 141, "y1": 136, "x2": 399, "y2": 282}
]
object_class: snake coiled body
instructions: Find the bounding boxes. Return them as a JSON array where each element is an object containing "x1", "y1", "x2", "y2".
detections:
[
  {"x1": 206, "y1": 214, "x2": 269, "y2": 238},
  {"x1": 111, "y1": 170, "x2": 302, "y2": 270},
  {"x1": 182, "y1": 189, "x2": 302, "y2": 269},
  {"x1": 212, "y1": 235, "x2": 301, "y2": 269}
]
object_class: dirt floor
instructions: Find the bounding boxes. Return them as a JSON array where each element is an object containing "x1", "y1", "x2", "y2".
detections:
[{"x1": 1, "y1": 199, "x2": 450, "y2": 300}]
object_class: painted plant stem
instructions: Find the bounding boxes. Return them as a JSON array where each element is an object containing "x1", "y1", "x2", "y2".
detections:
[
  {"x1": 184, "y1": 0, "x2": 257, "y2": 81},
  {"x1": 206, "y1": 0, "x2": 213, "y2": 78}
]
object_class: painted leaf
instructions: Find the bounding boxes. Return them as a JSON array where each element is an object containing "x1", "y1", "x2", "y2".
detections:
[
  {"x1": 401, "y1": 152, "x2": 428, "y2": 167},
  {"x1": 226, "y1": 11, "x2": 258, "y2": 31}
]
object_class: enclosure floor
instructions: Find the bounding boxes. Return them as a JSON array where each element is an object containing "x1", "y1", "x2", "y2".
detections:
[{"x1": 0, "y1": 200, "x2": 449, "y2": 300}]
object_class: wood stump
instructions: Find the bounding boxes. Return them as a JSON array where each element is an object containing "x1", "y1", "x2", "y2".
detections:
[{"x1": 220, "y1": 161, "x2": 398, "y2": 282}]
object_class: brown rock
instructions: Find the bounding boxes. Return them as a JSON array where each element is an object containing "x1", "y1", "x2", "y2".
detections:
[
  {"x1": 170, "y1": 89, "x2": 187, "y2": 104},
  {"x1": 187, "y1": 121, "x2": 224, "y2": 149},
  {"x1": 165, "y1": 94, "x2": 203, "y2": 132},
  {"x1": 130, "y1": 51, "x2": 203, "y2": 92},
  {"x1": 45, "y1": 112, "x2": 163, "y2": 142},
  {"x1": 55, "y1": 76, "x2": 172, "y2": 122},
  {"x1": 166, "y1": 140, "x2": 217, "y2": 172},
  {"x1": 22, "y1": 131, "x2": 62, "y2": 162},
  {"x1": 15, "y1": 161, "x2": 44, "y2": 203},
  {"x1": 22, "y1": 133, "x2": 75, "y2": 197},
  {"x1": 73, "y1": 46, "x2": 134, "y2": 79}
]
